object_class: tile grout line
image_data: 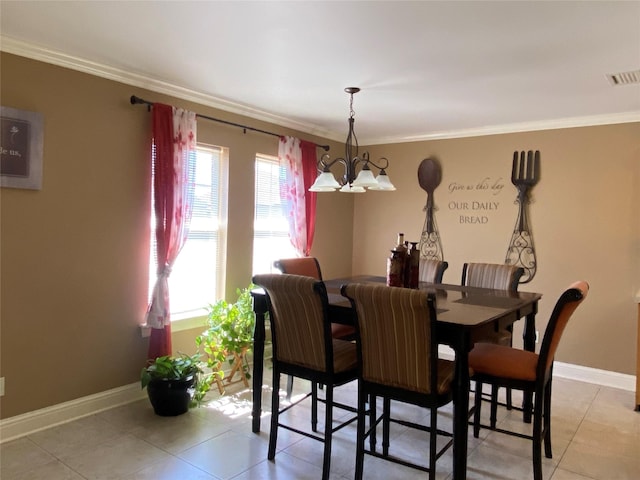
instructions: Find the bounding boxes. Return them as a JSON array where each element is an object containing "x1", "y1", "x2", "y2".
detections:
[{"x1": 548, "y1": 384, "x2": 601, "y2": 480}]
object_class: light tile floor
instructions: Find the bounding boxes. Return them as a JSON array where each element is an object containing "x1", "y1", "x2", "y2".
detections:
[{"x1": 1, "y1": 375, "x2": 639, "y2": 480}]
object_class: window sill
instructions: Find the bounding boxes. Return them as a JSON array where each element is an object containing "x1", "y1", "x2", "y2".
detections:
[
  {"x1": 172, "y1": 313, "x2": 208, "y2": 333},
  {"x1": 139, "y1": 311, "x2": 208, "y2": 338}
]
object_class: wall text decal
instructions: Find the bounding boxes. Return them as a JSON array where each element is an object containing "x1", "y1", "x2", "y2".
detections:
[{"x1": 447, "y1": 176, "x2": 505, "y2": 224}]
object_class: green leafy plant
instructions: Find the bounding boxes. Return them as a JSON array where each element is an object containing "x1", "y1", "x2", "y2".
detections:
[
  {"x1": 140, "y1": 353, "x2": 213, "y2": 407},
  {"x1": 196, "y1": 284, "x2": 256, "y2": 390}
]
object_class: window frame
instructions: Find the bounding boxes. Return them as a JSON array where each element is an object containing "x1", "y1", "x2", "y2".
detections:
[
  {"x1": 148, "y1": 143, "x2": 228, "y2": 325},
  {"x1": 252, "y1": 153, "x2": 297, "y2": 275}
]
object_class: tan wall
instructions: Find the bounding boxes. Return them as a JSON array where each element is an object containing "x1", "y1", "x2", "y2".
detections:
[
  {"x1": 1, "y1": 52, "x2": 637, "y2": 419},
  {"x1": 353, "y1": 125, "x2": 640, "y2": 374},
  {"x1": 0, "y1": 53, "x2": 353, "y2": 418}
]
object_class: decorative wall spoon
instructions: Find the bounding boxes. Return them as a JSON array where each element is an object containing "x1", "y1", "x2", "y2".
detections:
[{"x1": 418, "y1": 157, "x2": 444, "y2": 261}]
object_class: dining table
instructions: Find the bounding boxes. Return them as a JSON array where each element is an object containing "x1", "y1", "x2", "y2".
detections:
[{"x1": 250, "y1": 275, "x2": 542, "y2": 480}]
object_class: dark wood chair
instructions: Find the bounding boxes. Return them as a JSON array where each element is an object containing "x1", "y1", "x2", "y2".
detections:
[
  {"x1": 274, "y1": 257, "x2": 356, "y2": 399},
  {"x1": 419, "y1": 258, "x2": 449, "y2": 283},
  {"x1": 252, "y1": 273, "x2": 359, "y2": 480},
  {"x1": 462, "y1": 262, "x2": 525, "y2": 409},
  {"x1": 274, "y1": 257, "x2": 356, "y2": 340},
  {"x1": 469, "y1": 281, "x2": 589, "y2": 480},
  {"x1": 341, "y1": 283, "x2": 454, "y2": 480},
  {"x1": 461, "y1": 262, "x2": 524, "y2": 292}
]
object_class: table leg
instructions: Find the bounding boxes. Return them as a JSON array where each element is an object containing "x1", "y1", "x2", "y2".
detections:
[
  {"x1": 251, "y1": 296, "x2": 267, "y2": 433},
  {"x1": 522, "y1": 309, "x2": 537, "y2": 423},
  {"x1": 452, "y1": 344, "x2": 470, "y2": 480}
]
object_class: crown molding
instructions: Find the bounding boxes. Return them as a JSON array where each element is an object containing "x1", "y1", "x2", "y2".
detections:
[
  {"x1": 363, "y1": 111, "x2": 640, "y2": 145},
  {"x1": 0, "y1": 36, "x2": 337, "y2": 141},
  {"x1": 3, "y1": 35, "x2": 638, "y2": 145}
]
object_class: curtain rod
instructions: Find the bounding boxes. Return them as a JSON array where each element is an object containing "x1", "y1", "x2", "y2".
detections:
[{"x1": 130, "y1": 95, "x2": 330, "y2": 151}]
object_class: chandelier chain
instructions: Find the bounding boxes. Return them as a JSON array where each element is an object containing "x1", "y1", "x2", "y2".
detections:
[{"x1": 349, "y1": 92, "x2": 356, "y2": 119}]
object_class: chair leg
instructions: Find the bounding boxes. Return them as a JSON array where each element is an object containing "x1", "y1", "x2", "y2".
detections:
[
  {"x1": 473, "y1": 381, "x2": 483, "y2": 438},
  {"x1": 382, "y1": 397, "x2": 391, "y2": 456},
  {"x1": 268, "y1": 371, "x2": 280, "y2": 460},
  {"x1": 355, "y1": 387, "x2": 367, "y2": 480},
  {"x1": 321, "y1": 384, "x2": 333, "y2": 480},
  {"x1": 311, "y1": 381, "x2": 318, "y2": 432},
  {"x1": 543, "y1": 380, "x2": 553, "y2": 459},
  {"x1": 532, "y1": 389, "x2": 544, "y2": 480},
  {"x1": 506, "y1": 333, "x2": 513, "y2": 410},
  {"x1": 429, "y1": 405, "x2": 437, "y2": 480},
  {"x1": 285, "y1": 375, "x2": 294, "y2": 400},
  {"x1": 490, "y1": 384, "x2": 499, "y2": 429},
  {"x1": 523, "y1": 393, "x2": 533, "y2": 424},
  {"x1": 369, "y1": 394, "x2": 377, "y2": 451}
]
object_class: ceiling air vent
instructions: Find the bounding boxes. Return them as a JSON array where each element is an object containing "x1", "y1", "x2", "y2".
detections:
[{"x1": 607, "y1": 70, "x2": 640, "y2": 86}]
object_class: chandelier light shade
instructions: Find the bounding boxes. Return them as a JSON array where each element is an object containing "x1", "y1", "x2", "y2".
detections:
[{"x1": 309, "y1": 87, "x2": 395, "y2": 193}]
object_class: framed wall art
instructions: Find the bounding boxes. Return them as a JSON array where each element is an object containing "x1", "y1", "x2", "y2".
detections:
[{"x1": 1, "y1": 106, "x2": 44, "y2": 190}]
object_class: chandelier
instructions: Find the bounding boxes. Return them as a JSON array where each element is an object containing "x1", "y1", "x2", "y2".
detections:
[{"x1": 309, "y1": 87, "x2": 395, "y2": 193}]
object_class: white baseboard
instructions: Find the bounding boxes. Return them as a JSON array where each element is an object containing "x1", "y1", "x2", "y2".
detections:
[
  {"x1": 0, "y1": 383, "x2": 146, "y2": 444},
  {"x1": 552, "y1": 361, "x2": 636, "y2": 391},
  {"x1": 438, "y1": 345, "x2": 635, "y2": 391},
  {"x1": 1, "y1": 354, "x2": 635, "y2": 444}
]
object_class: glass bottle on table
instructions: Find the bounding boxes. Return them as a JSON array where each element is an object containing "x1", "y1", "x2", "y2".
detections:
[
  {"x1": 408, "y1": 242, "x2": 420, "y2": 288},
  {"x1": 394, "y1": 233, "x2": 408, "y2": 287},
  {"x1": 387, "y1": 249, "x2": 404, "y2": 287}
]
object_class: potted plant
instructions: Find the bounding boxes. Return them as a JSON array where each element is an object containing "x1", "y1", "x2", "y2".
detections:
[
  {"x1": 141, "y1": 353, "x2": 212, "y2": 416},
  {"x1": 196, "y1": 284, "x2": 256, "y2": 394}
]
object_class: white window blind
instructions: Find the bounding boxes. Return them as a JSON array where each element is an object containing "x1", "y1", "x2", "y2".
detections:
[
  {"x1": 149, "y1": 145, "x2": 227, "y2": 318},
  {"x1": 253, "y1": 155, "x2": 297, "y2": 274}
]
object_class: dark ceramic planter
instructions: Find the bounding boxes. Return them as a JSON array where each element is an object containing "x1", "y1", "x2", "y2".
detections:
[{"x1": 146, "y1": 375, "x2": 196, "y2": 416}]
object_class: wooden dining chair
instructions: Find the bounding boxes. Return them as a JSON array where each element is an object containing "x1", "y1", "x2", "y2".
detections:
[
  {"x1": 274, "y1": 257, "x2": 356, "y2": 399},
  {"x1": 462, "y1": 262, "x2": 525, "y2": 409},
  {"x1": 469, "y1": 281, "x2": 589, "y2": 480},
  {"x1": 274, "y1": 257, "x2": 356, "y2": 340},
  {"x1": 461, "y1": 262, "x2": 524, "y2": 292},
  {"x1": 419, "y1": 258, "x2": 449, "y2": 284},
  {"x1": 341, "y1": 283, "x2": 454, "y2": 480},
  {"x1": 252, "y1": 273, "x2": 359, "y2": 480}
]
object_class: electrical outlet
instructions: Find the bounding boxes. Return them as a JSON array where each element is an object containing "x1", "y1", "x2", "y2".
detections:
[
  {"x1": 535, "y1": 330, "x2": 539, "y2": 344},
  {"x1": 0, "y1": 377, "x2": 5, "y2": 396}
]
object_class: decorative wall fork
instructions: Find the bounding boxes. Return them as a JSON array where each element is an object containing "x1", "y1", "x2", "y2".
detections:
[{"x1": 505, "y1": 150, "x2": 540, "y2": 283}]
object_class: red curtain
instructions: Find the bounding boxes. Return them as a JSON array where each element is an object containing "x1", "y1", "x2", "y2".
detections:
[
  {"x1": 278, "y1": 136, "x2": 317, "y2": 256},
  {"x1": 146, "y1": 104, "x2": 196, "y2": 360},
  {"x1": 300, "y1": 139, "x2": 317, "y2": 254}
]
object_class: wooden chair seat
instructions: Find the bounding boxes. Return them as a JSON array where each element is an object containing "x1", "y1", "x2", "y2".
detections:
[
  {"x1": 331, "y1": 322, "x2": 356, "y2": 340},
  {"x1": 469, "y1": 343, "x2": 538, "y2": 382}
]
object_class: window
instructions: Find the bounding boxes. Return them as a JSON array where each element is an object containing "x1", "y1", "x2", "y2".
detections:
[
  {"x1": 253, "y1": 154, "x2": 297, "y2": 274},
  {"x1": 149, "y1": 144, "x2": 227, "y2": 318}
]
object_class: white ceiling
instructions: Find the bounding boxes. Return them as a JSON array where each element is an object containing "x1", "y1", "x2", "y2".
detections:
[{"x1": 1, "y1": 1, "x2": 639, "y2": 144}]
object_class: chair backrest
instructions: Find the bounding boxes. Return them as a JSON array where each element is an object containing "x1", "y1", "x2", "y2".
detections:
[
  {"x1": 461, "y1": 262, "x2": 524, "y2": 291},
  {"x1": 538, "y1": 281, "x2": 589, "y2": 376},
  {"x1": 252, "y1": 273, "x2": 331, "y2": 372},
  {"x1": 341, "y1": 283, "x2": 438, "y2": 395},
  {"x1": 274, "y1": 257, "x2": 323, "y2": 280},
  {"x1": 419, "y1": 259, "x2": 449, "y2": 284}
]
